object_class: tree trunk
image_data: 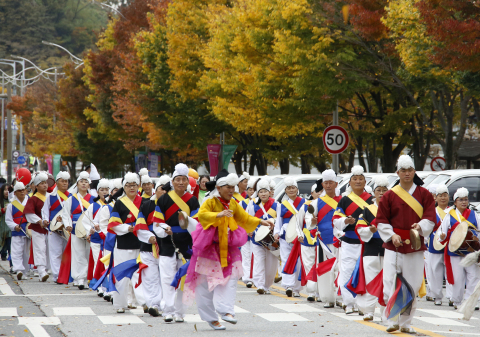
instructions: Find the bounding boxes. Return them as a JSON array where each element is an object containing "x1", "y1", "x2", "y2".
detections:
[
  {"x1": 355, "y1": 137, "x2": 366, "y2": 171},
  {"x1": 279, "y1": 158, "x2": 289, "y2": 174},
  {"x1": 300, "y1": 155, "x2": 311, "y2": 174},
  {"x1": 249, "y1": 152, "x2": 256, "y2": 175},
  {"x1": 255, "y1": 151, "x2": 267, "y2": 175},
  {"x1": 232, "y1": 150, "x2": 244, "y2": 174},
  {"x1": 348, "y1": 147, "x2": 355, "y2": 171},
  {"x1": 339, "y1": 153, "x2": 347, "y2": 173}
]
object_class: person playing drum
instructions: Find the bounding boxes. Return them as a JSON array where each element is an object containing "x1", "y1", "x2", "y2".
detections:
[
  {"x1": 376, "y1": 155, "x2": 436, "y2": 333},
  {"x1": 427, "y1": 184, "x2": 451, "y2": 306},
  {"x1": 440, "y1": 187, "x2": 480, "y2": 310},
  {"x1": 247, "y1": 179, "x2": 278, "y2": 295},
  {"x1": 274, "y1": 177, "x2": 305, "y2": 298}
]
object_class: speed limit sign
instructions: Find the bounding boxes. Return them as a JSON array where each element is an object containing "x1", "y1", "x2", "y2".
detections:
[{"x1": 322, "y1": 126, "x2": 349, "y2": 154}]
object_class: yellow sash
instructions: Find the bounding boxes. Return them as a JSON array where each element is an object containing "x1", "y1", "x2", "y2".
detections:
[
  {"x1": 75, "y1": 193, "x2": 91, "y2": 210},
  {"x1": 57, "y1": 190, "x2": 68, "y2": 201},
  {"x1": 281, "y1": 200, "x2": 297, "y2": 216},
  {"x1": 436, "y1": 206, "x2": 446, "y2": 221},
  {"x1": 233, "y1": 192, "x2": 245, "y2": 203},
  {"x1": 320, "y1": 195, "x2": 338, "y2": 211},
  {"x1": 366, "y1": 204, "x2": 378, "y2": 217},
  {"x1": 391, "y1": 185, "x2": 423, "y2": 219},
  {"x1": 449, "y1": 208, "x2": 476, "y2": 229},
  {"x1": 303, "y1": 228, "x2": 316, "y2": 245},
  {"x1": 34, "y1": 192, "x2": 47, "y2": 203},
  {"x1": 119, "y1": 196, "x2": 140, "y2": 220},
  {"x1": 266, "y1": 206, "x2": 277, "y2": 219},
  {"x1": 347, "y1": 192, "x2": 370, "y2": 210},
  {"x1": 12, "y1": 200, "x2": 24, "y2": 213},
  {"x1": 168, "y1": 191, "x2": 190, "y2": 215},
  {"x1": 141, "y1": 193, "x2": 151, "y2": 199}
]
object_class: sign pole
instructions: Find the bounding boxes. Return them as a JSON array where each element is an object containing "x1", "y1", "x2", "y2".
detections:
[{"x1": 332, "y1": 102, "x2": 339, "y2": 173}]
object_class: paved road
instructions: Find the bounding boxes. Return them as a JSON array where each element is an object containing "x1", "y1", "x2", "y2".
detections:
[{"x1": 0, "y1": 260, "x2": 478, "y2": 337}]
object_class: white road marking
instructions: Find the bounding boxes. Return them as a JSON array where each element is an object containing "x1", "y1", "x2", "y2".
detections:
[
  {"x1": 0, "y1": 277, "x2": 15, "y2": 295},
  {"x1": 0, "y1": 293, "x2": 95, "y2": 297},
  {"x1": 234, "y1": 305, "x2": 250, "y2": 313},
  {"x1": 0, "y1": 307, "x2": 18, "y2": 316},
  {"x1": 97, "y1": 315, "x2": 145, "y2": 324},
  {"x1": 270, "y1": 303, "x2": 324, "y2": 313},
  {"x1": 431, "y1": 331, "x2": 480, "y2": 335},
  {"x1": 24, "y1": 324, "x2": 51, "y2": 337},
  {"x1": 17, "y1": 317, "x2": 61, "y2": 325},
  {"x1": 417, "y1": 308, "x2": 478, "y2": 320},
  {"x1": 256, "y1": 313, "x2": 310, "y2": 322},
  {"x1": 129, "y1": 308, "x2": 146, "y2": 315},
  {"x1": 53, "y1": 307, "x2": 95, "y2": 316},
  {"x1": 330, "y1": 312, "x2": 381, "y2": 322},
  {"x1": 414, "y1": 317, "x2": 473, "y2": 327}
]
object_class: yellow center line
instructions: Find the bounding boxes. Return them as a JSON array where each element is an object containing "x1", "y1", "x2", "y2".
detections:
[{"x1": 237, "y1": 280, "x2": 446, "y2": 336}]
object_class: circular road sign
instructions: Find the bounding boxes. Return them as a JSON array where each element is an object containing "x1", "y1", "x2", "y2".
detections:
[
  {"x1": 17, "y1": 156, "x2": 26, "y2": 165},
  {"x1": 12, "y1": 150, "x2": 19, "y2": 158},
  {"x1": 430, "y1": 156, "x2": 446, "y2": 171},
  {"x1": 323, "y1": 126, "x2": 349, "y2": 154}
]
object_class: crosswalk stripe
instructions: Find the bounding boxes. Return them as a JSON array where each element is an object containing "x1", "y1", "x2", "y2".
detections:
[{"x1": 0, "y1": 277, "x2": 15, "y2": 295}]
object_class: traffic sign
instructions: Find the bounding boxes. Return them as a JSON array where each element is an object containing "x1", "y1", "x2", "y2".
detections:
[
  {"x1": 12, "y1": 150, "x2": 19, "y2": 158},
  {"x1": 430, "y1": 156, "x2": 446, "y2": 171},
  {"x1": 17, "y1": 156, "x2": 26, "y2": 165},
  {"x1": 323, "y1": 126, "x2": 349, "y2": 154}
]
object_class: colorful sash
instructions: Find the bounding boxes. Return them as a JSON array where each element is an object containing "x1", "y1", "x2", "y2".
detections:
[{"x1": 391, "y1": 185, "x2": 423, "y2": 219}]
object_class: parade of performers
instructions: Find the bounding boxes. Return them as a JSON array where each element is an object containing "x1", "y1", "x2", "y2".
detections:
[{"x1": 6, "y1": 155, "x2": 480, "y2": 333}]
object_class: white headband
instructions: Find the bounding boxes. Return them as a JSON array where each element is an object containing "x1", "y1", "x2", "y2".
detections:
[
  {"x1": 56, "y1": 171, "x2": 70, "y2": 181},
  {"x1": 350, "y1": 165, "x2": 364, "y2": 177},
  {"x1": 239, "y1": 172, "x2": 250, "y2": 182},
  {"x1": 14, "y1": 182, "x2": 26, "y2": 192},
  {"x1": 155, "y1": 175, "x2": 171, "y2": 191},
  {"x1": 97, "y1": 178, "x2": 110, "y2": 190},
  {"x1": 217, "y1": 173, "x2": 239, "y2": 187},
  {"x1": 454, "y1": 187, "x2": 468, "y2": 201},
  {"x1": 284, "y1": 177, "x2": 297, "y2": 189},
  {"x1": 256, "y1": 179, "x2": 270, "y2": 192},
  {"x1": 139, "y1": 168, "x2": 149, "y2": 176},
  {"x1": 123, "y1": 172, "x2": 140, "y2": 188},
  {"x1": 373, "y1": 176, "x2": 389, "y2": 190},
  {"x1": 142, "y1": 176, "x2": 153, "y2": 185},
  {"x1": 77, "y1": 171, "x2": 91, "y2": 184}
]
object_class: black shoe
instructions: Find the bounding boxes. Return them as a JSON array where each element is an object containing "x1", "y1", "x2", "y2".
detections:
[
  {"x1": 97, "y1": 292, "x2": 104, "y2": 297},
  {"x1": 449, "y1": 300, "x2": 454, "y2": 307},
  {"x1": 103, "y1": 295, "x2": 111, "y2": 301},
  {"x1": 246, "y1": 281, "x2": 253, "y2": 288},
  {"x1": 149, "y1": 307, "x2": 160, "y2": 317},
  {"x1": 78, "y1": 285, "x2": 84, "y2": 290},
  {"x1": 286, "y1": 288, "x2": 293, "y2": 297},
  {"x1": 307, "y1": 296, "x2": 315, "y2": 302}
]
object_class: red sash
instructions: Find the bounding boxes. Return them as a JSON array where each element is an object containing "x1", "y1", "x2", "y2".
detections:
[
  {"x1": 165, "y1": 193, "x2": 193, "y2": 220},
  {"x1": 283, "y1": 197, "x2": 303, "y2": 219},
  {"x1": 254, "y1": 198, "x2": 275, "y2": 218}
]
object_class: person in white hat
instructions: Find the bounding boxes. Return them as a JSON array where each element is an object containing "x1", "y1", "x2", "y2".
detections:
[
  {"x1": 439, "y1": 187, "x2": 480, "y2": 310},
  {"x1": 273, "y1": 177, "x2": 304, "y2": 298},
  {"x1": 246, "y1": 178, "x2": 279, "y2": 295},
  {"x1": 24, "y1": 172, "x2": 51, "y2": 282},
  {"x1": 377, "y1": 155, "x2": 436, "y2": 333},
  {"x1": 107, "y1": 172, "x2": 145, "y2": 313},
  {"x1": 82, "y1": 178, "x2": 110, "y2": 296},
  {"x1": 138, "y1": 167, "x2": 149, "y2": 195},
  {"x1": 152, "y1": 163, "x2": 200, "y2": 322},
  {"x1": 355, "y1": 176, "x2": 389, "y2": 321},
  {"x1": 237, "y1": 172, "x2": 250, "y2": 199},
  {"x1": 133, "y1": 174, "x2": 171, "y2": 317},
  {"x1": 88, "y1": 164, "x2": 101, "y2": 198},
  {"x1": 332, "y1": 165, "x2": 374, "y2": 314},
  {"x1": 41, "y1": 171, "x2": 71, "y2": 283},
  {"x1": 426, "y1": 184, "x2": 451, "y2": 306},
  {"x1": 185, "y1": 170, "x2": 271, "y2": 330},
  {"x1": 5, "y1": 182, "x2": 30, "y2": 280},
  {"x1": 60, "y1": 171, "x2": 95, "y2": 289},
  {"x1": 141, "y1": 175, "x2": 154, "y2": 199},
  {"x1": 299, "y1": 170, "x2": 340, "y2": 306}
]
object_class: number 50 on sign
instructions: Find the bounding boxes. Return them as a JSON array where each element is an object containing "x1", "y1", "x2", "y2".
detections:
[{"x1": 322, "y1": 126, "x2": 349, "y2": 154}]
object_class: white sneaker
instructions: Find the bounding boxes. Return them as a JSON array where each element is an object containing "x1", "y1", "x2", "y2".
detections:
[
  {"x1": 434, "y1": 299, "x2": 442, "y2": 306},
  {"x1": 293, "y1": 292, "x2": 301, "y2": 297},
  {"x1": 174, "y1": 316, "x2": 184, "y2": 323},
  {"x1": 363, "y1": 313, "x2": 374, "y2": 321},
  {"x1": 265, "y1": 290, "x2": 271, "y2": 295},
  {"x1": 117, "y1": 308, "x2": 125, "y2": 313},
  {"x1": 345, "y1": 306, "x2": 354, "y2": 315},
  {"x1": 208, "y1": 321, "x2": 226, "y2": 330},
  {"x1": 164, "y1": 315, "x2": 173, "y2": 323},
  {"x1": 400, "y1": 327, "x2": 417, "y2": 334},
  {"x1": 386, "y1": 324, "x2": 399, "y2": 332}
]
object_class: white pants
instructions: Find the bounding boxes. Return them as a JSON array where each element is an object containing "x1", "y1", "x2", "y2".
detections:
[
  {"x1": 11, "y1": 236, "x2": 30, "y2": 273},
  {"x1": 48, "y1": 231, "x2": 67, "y2": 280},
  {"x1": 140, "y1": 251, "x2": 163, "y2": 309},
  {"x1": 357, "y1": 255, "x2": 383, "y2": 315},
  {"x1": 427, "y1": 253, "x2": 445, "y2": 300},
  {"x1": 316, "y1": 244, "x2": 337, "y2": 303},
  {"x1": 241, "y1": 240, "x2": 253, "y2": 283},
  {"x1": 196, "y1": 278, "x2": 237, "y2": 322},
  {"x1": 112, "y1": 248, "x2": 142, "y2": 309},
  {"x1": 252, "y1": 244, "x2": 278, "y2": 290},
  {"x1": 159, "y1": 254, "x2": 185, "y2": 318},
  {"x1": 383, "y1": 250, "x2": 424, "y2": 328},
  {"x1": 71, "y1": 235, "x2": 89, "y2": 285},
  {"x1": 339, "y1": 242, "x2": 361, "y2": 308},
  {"x1": 279, "y1": 238, "x2": 301, "y2": 291},
  {"x1": 31, "y1": 231, "x2": 48, "y2": 276},
  {"x1": 450, "y1": 255, "x2": 480, "y2": 305},
  {"x1": 90, "y1": 242, "x2": 101, "y2": 275}
]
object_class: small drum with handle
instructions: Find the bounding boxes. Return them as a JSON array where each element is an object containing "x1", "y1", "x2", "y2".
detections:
[
  {"x1": 75, "y1": 214, "x2": 88, "y2": 239},
  {"x1": 449, "y1": 221, "x2": 480, "y2": 255},
  {"x1": 433, "y1": 229, "x2": 447, "y2": 251},
  {"x1": 254, "y1": 225, "x2": 280, "y2": 257},
  {"x1": 285, "y1": 214, "x2": 298, "y2": 243},
  {"x1": 50, "y1": 209, "x2": 64, "y2": 232}
]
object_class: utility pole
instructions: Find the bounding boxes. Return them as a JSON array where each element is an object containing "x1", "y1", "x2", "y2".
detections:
[
  {"x1": 6, "y1": 83, "x2": 12, "y2": 183},
  {"x1": 332, "y1": 102, "x2": 339, "y2": 173},
  {"x1": 218, "y1": 132, "x2": 225, "y2": 173}
]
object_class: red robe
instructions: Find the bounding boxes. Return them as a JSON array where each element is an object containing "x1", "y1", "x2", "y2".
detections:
[
  {"x1": 376, "y1": 185, "x2": 436, "y2": 254},
  {"x1": 24, "y1": 194, "x2": 47, "y2": 235}
]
